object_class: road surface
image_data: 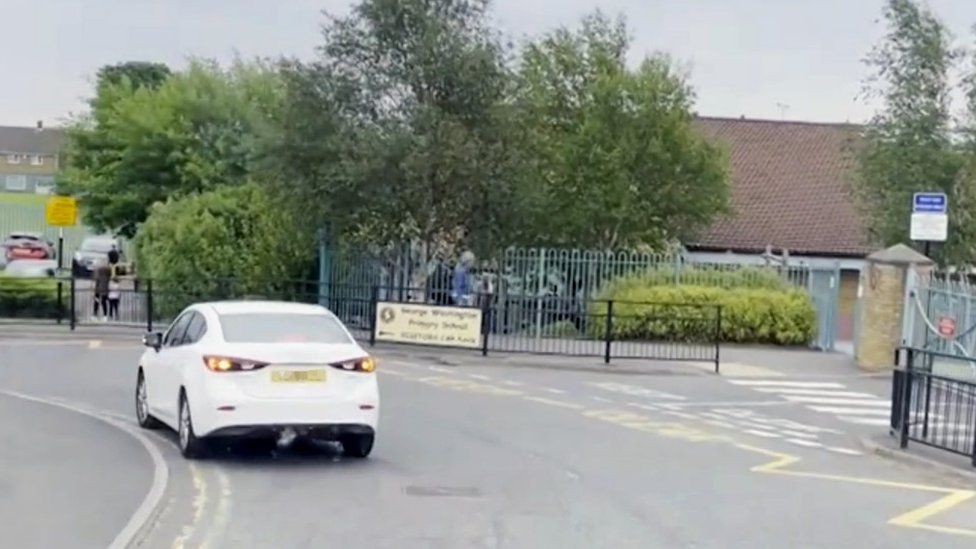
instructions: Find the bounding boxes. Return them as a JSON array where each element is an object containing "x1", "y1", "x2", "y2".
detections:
[{"x1": 1, "y1": 332, "x2": 975, "y2": 548}]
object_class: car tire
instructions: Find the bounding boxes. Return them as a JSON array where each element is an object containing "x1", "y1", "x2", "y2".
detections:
[
  {"x1": 340, "y1": 433, "x2": 374, "y2": 458},
  {"x1": 135, "y1": 371, "x2": 162, "y2": 429},
  {"x1": 178, "y1": 391, "x2": 206, "y2": 459}
]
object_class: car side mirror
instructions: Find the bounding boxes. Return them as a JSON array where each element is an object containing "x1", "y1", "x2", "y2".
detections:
[{"x1": 142, "y1": 332, "x2": 162, "y2": 351}]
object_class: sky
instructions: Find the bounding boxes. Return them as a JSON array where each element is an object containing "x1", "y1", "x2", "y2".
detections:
[{"x1": 3, "y1": 0, "x2": 976, "y2": 127}]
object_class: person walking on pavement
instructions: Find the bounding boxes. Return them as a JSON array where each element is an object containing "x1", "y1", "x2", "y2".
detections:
[
  {"x1": 93, "y1": 259, "x2": 111, "y2": 321},
  {"x1": 108, "y1": 274, "x2": 121, "y2": 321}
]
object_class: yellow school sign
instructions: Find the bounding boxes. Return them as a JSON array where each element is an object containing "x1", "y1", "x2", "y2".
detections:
[
  {"x1": 374, "y1": 302, "x2": 482, "y2": 348},
  {"x1": 44, "y1": 196, "x2": 78, "y2": 227}
]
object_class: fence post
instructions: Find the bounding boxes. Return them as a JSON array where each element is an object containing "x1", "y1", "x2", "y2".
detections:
[
  {"x1": 56, "y1": 280, "x2": 63, "y2": 325},
  {"x1": 603, "y1": 300, "x2": 614, "y2": 364},
  {"x1": 900, "y1": 348, "x2": 913, "y2": 449},
  {"x1": 369, "y1": 285, "x2": 378, "y2": 347},
  {"x1": 146, "y1": 279, "x2": 154, "y2": 333},
  {"x1": 69, "y1": 275, "x2": 76, "y2": 330},
  {"x1": 481, "y1": 293, "x2": 491, "y2": 357},
  {"x1": 714, "y1": 305, "x2": 722, "y2": 374}
]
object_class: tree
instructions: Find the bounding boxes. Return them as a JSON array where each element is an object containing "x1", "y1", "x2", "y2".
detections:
[
  {"x1": 513, "y1": 12, "x2": 729, "y2": 249},
  {"x1": 273, "y1": 0, "x2": 529, "y2": 257},
  {"x1": 59, "y1": 60, "x2": 282, "y2": 237},
  {"x1": 856, "y1": 0, "x2": 964, "y2": 263},
  {"x1": 135, "y1": 184, "x2": 311, "y2": 305}
]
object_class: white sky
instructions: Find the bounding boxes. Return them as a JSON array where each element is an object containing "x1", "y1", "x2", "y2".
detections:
[{"x1": 3, "y1": 0, "x2": 976, "y2": 127}]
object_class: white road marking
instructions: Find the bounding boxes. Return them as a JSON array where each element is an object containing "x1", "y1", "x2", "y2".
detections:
[
  {"x1": 0, "y1": 390, "x2": 169, "y2": 549},
  {"x1": 88, "y1": 340, "x2": 102, "y2": 349},
  {"x1": 428, "y1": 366, "x2": 457, "y2": 375},
  {"x1": 780, "y1": 430, "x2": 819, "y2": 439},
  {"x1": 743, "y1": 429, "x2": 781, "y2": 438},
  {"x1": 668, "y1": 400, "x2": 789, "y2": 408},
  {"x1": 807, "y1": 406, "x2": 891, "y2": 416},
  {"x1": 523, "y1": 396, "x2": 584, "y2": 409},
  {"x1": 753, "y1": 387, "x2": 879, "y2": 398},
  {"x1": 704, "y1": 420, "x2": 737, "y2": 429},
  {"x1": 661, "y1": 410, "x2": 696, "y2": 419},
  {"x1": 825, "y1": 446, "x2": 864, "y2": 456},
  {"x1": 627, "y1": 402, "x2": 659, "y2": 411},
  {"x1": 786, "y1": 438, "x2": 824, "y2": 448},
  {"x1": 592, "y1": 396, "x2": 612, "y2": 403},
  {"x1": 501, "y1": 380, "x2": 523, "y2": 387},
  {"x1": 200, "y1": 469, "x2": 232, "y2": 549},
  {"x1": 783, "y1": 396, "x2": 891, "y2": 407},
  {"x1": 468, "y1": 374, "x2": 491, "y2": 381},
  {"x1": 728, "y1": 380, "x2": 846, "y2": 389},
  {"x1": 838, "y1": 417, "x2": 891, "y2": 427},
  {"x1": 174, "y1": 464, "x2": 209, "y2": 548},
  {"x1": 588, "y1": 382, "x2": 686, "y2": 400},
  {"x1": 545, "y1": 387, "x2": 566, "y2": 395}
]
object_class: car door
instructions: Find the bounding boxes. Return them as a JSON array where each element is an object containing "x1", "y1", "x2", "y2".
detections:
[
  {"x1": 150, "y1": 312, "x2": 193, "y2": 423},
  {"x1": 158, "y1": 311, "x2": 209, "y2": 419}
]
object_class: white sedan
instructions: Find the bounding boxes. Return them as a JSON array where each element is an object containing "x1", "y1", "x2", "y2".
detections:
[{"x1": 135, "y1": 301, "x2": 379, "y2": 459}]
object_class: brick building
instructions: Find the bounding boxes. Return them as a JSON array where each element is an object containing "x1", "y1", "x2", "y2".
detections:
[{"x1": 0, "y1": 122, "x2": 65, "y2": 194}]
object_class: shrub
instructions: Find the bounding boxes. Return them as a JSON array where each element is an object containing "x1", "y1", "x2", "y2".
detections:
[
  {"x1": 589, "y1": 284, "x2": 816, "y2": 346},
  {"x1": 0, "y1": 276, "x2": 63, "y2": 319},
  {"x1": 595, "y1": 266, "x2": 792, "y2": 297}
]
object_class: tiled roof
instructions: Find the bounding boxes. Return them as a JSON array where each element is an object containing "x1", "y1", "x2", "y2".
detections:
[
  {"x1": 687, "y1": 117, "x2": 873, "y2": 257},
  {"x1": 0, "y1": 125, "x2": 65, "y2": 155}
]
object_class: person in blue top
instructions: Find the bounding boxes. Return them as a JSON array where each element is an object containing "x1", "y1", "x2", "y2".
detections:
[{"x1": 451, "y1": 251, "x2": 475, "y2": 306}]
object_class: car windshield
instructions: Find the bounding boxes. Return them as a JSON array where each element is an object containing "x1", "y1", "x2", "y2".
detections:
[
  {"x1": 219, "y1": 312, "x2": 353, "y2": 344},
  {"x1": 80, "y1": 239, "x2": 115, "y2": 253}
]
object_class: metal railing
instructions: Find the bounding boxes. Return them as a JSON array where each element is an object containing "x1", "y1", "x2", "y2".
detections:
[{"x1": 892, "y1": 347, "x2": 976, "y2": 466}]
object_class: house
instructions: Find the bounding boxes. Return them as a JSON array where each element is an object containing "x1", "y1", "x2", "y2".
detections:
[
  {"x1": 686, "y1": 116, "x2": 874, "y2": 343},
  {"x1": 0, "y1": 122, "x2": 65, "y2": 194}
]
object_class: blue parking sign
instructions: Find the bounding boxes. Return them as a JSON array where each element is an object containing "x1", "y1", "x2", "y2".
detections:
[{"x1": 913, "y1": 192, "x2": 948, "y2": 213}]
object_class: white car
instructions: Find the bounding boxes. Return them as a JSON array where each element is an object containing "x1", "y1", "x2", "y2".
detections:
[{"x1": 135, "y1": 301, "x2": 379, "y2": 459}]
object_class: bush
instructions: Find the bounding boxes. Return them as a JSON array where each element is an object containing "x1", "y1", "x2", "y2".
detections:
[
  {"x1": 589, "y1": 284, "x2": 816, "y2": 346},
  {"x1": 596, "y1": 266, "x2": 792, "y2": 296},
  {"x1": 135, "y1": 184, "x2": 313, "y2": 318},
  {"x1": 0, "y1": 276, "x2": 63, "y2": 319}
]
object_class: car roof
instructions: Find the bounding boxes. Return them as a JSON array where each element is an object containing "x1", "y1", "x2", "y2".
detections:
[{"x1": 201, "y1": 300, "x2": 332, "y2": 316}]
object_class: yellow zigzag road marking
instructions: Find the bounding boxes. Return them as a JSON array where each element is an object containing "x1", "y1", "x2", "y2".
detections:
[
  {"x1": 735, "y1": 443, "x2": 976, "y2": 538},
  {"x1": 399, "y1": 372, "x2": 976, "y2": 537}
]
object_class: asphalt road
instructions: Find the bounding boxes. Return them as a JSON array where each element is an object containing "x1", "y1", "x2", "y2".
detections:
[{"x1": 2, "y1": 333, "x2": 976, "y2": 548}]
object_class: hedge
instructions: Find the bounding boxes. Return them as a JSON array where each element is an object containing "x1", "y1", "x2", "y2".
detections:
[
  {"x1": 589, "y1": 284, "x2": 816, "y2": 346},
  {"x1": 597, "y1": 266, "x2": 792, "y2": 295},
  {"x1": 0, "y1": 276, "x2": 63, "y2": 319}
]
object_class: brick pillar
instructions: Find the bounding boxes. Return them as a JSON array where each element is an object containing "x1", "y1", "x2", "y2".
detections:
[{"x1": 855, "y1": 244, "x2": 934, "y2": 371}]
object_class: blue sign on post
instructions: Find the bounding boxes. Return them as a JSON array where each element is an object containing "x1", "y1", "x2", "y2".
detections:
[{"x1": 913, "y1": 192, "x2": 948, "y2": 213}]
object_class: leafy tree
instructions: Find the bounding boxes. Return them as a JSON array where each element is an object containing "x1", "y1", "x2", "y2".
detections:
[
  {"x1": 514, "y1": 12, "x2": 729, "y2": 249},
  {"x1": 856, "y1": 0, "x2": 964, "y2": 263},
  {"x1": 135, "y1": 184, "x2": 311, "y2": 302},
  {"x1": 273, "y1": 0, "x2": 528, "y2": 257},
  {"x1": 59, "y1": 60, "x2": 282, "y2": 237}
]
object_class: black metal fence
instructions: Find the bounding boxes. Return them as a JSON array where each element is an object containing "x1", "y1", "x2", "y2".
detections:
[
  {"x1": 0, "y1": 277, "x2": 721, "y2": 370},
  {"x1": 892, "y1": 347, "x2": 976, "y2": 467}
]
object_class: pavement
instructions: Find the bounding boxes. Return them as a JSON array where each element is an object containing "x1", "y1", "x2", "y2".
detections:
[{"x1": 1, "y1": 326, "x2": 976, "y2": 547}]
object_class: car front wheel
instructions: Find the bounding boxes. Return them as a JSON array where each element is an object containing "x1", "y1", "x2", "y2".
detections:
[
  {"x1": 341, "y1": 433, "x2": 374, "y2": 458},
  {"x1": 178, "y1": 392, "x2": 206, "y2": 459},
  {"x1": 135, "y1": 371, "x2": 161, "y2": 429}
]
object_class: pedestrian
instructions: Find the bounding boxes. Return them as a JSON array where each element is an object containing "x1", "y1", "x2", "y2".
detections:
[
  {"x1": 451, "y1": 251, "x2": 475, "y2": 306},
  {"x1": 108, "y1": 244, "x2": 120, "y2": 267},
  {"x1": 108, "y1": 274, "x2": 121, "y2": 321},
  {"x1": 93, "y1": 259, "x2": 111, "y2": 321}
]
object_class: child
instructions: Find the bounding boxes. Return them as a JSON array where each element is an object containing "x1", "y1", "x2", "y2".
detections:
[{"x1": 108, "y1": 275, "x2": 121, "y2": 321}]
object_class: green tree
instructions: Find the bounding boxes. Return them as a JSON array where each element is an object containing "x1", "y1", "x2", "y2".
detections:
[
  {"x1": 514, "y1": 12, "x2": 729, "y2": 249},
  {"x1": 135, "y1": 184, "x2": 311, "y2": 302},
  {"x1": 856, "y1": 0, "x2": 965, "y2": 263},
  {"x1": 273, "y1": 0, "x2": 528, "y2": 256},
  {"x1": 59, "y1": 60, "x2": 282, "y2": 237}
]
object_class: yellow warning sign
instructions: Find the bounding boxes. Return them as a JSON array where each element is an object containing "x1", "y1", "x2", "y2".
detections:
[
  {"x1": 374, "y1": 302, "x2": 482, "y2": 348},
  {"x1": 44, "y1": 196, "x2": 78, "y2": 227}
]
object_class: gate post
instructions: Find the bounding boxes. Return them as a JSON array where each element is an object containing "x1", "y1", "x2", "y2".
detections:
[
  {"x1": 603, "y1": 300, "x2": 614, "y2": 364},
  {"x1": 900, "y1": 348, "x2": 913, "y2": 449},
  {"x1": 369, "y1": 285, "x2": 378, "y2": 347},
  {"x1": 714, "y1": 305, "x2": 722, "y2": 374},
  {"x1": 146, "y1": 279, "x2": 153, "y2": 333},
  {"x1": 56, "y1": 280, "x2": 63, "y2": 325},
  {"x1": 69, "y1": 275, "x2": 76, "y2": 330}
]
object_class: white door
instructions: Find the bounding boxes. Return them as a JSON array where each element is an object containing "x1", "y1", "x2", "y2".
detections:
[{"x1": 151, "y1": 312, "x2": 194, "y2": 423}]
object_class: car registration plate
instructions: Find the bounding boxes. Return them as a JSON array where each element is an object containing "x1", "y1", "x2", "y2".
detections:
[{"x1": 271, "y1": 369, "x2": 327, "y2": 383}]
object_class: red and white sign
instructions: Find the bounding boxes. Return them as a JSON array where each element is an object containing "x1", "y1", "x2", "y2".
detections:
[{"x1": 938, "y1": 316, "x2": 957, "y2": 338}]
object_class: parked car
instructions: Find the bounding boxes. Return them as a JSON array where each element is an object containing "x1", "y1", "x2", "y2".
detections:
[
  {"x1": 3, "y1": 259, "x2": 58, "y2": 278},
  {"x1": 3, "y1": 232, "x2": 56, "y2": 263},
  {"x1": 72, "y1": 235, "x2": 125, "y2": 278}
]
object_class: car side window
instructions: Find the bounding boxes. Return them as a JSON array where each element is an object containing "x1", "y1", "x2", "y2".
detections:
[
  {"x1": 183, "y1": 313, "x2": 207, "y2": 345},
  {"x1": 163, "y1": 313, "x2": 192, "y2": 347}
]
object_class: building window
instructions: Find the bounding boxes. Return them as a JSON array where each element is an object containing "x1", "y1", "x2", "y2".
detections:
[
  {"x1": 5, "y1": 175, "x2": 27, "y2": 191},
  {"x1": 30, "y1": 155, "x2": 43, "y2": 166},
  {"x1": 6, "y1": 154, "x2": 21, "y2": 164}
]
